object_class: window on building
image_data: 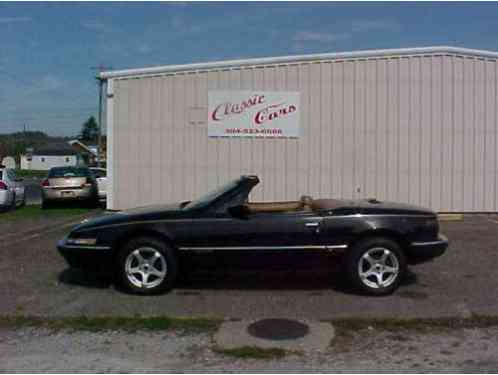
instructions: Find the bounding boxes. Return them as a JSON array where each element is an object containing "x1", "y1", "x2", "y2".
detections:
[{"x1": 66, "y1": 157, "x2": 70, "y2": 163}]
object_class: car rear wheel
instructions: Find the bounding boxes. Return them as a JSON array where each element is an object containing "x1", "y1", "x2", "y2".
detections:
[
  {"x1": 117, "y1": 236, "x2": 178, "y2": 295},
  {"x1": 345, "y1": 237, "x2": 406, "y2": 296}
]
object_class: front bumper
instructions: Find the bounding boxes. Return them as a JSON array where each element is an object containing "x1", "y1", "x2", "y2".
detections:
[
  {"x1": 57, "y1": 237, "x2": 113, "y2": 271},
  {"x1": 406, "y1": 233, "x2": 448, "y2": 262}
]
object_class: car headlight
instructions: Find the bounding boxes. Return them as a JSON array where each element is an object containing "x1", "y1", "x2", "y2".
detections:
[{"x1": 66, "y1": 238, "x2": 97, "y2": 245}]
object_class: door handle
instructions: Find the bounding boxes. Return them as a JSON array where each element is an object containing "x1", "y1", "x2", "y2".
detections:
[
  {"x1": 305, "y1": 222, "x2": 321, "y2": 234},
  {"x1": 305, "y1": 222, "x2": 320, "y2": 227}
]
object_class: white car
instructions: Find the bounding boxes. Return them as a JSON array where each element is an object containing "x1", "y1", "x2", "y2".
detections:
[
  {"x1": 90, "y1": 167, "x2": 107, "y2": 200},
  {"x1": 0, "y1": 167, "x2": 26, "y2": 210}
]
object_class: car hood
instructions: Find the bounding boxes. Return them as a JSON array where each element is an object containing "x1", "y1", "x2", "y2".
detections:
[{"x1": 72, "y1": 202, "x2": 186, "y2": 231}]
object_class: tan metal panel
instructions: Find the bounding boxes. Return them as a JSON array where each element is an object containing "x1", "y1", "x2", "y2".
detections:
[
  {"x1": 331, "y1": 62, "x2": 344, "y2": 197},
  {"x1": 286, "y1": 65, "x2": 300, "y2": 201},
  {"x1": 474, "y1": 59, "x2": 486, "y2": 211},
  {"x1": 309, "y1": 63, "x2": 322, "y2": 198},
  {"x1": 320, "y1": 62, "x2": 332, "y2": 197},
  {"x1": 453, "y1": 57, "x2": 465, "y2": 210},
  {"x1": 274, "y1": 65, "x2": 289, "y2": 199},
  {"x1": 398, "y1": 58, "x2": 411, "y2": 204},
  {"x1": 206, "y1": 71, "x2": 220, "y2": 193},
  {"x1": 376, "y1": 59, "x2": 388, "y2": 201},
  {"x1": 386, "y1": 58, "x2": 399, "y2": 202},
  {"x1": 342, "y1": 61, "x2": 355, "y2": 199},
  {"x1": 440, "y1": 56, "x2": 454, "y2": 211},
  {"x1": 364, "y1": 60, "x2": 376, "y2": 199},
  {"x1": 484, "y1": 61, "x2": 497, "y2": 210},
  {"x1": 420, "y1": 57, "x2": 432, "y2": 208},
  {"x1": 298, "y1": 64, "x2": 310, "y2": 198},
  {"x1": 430, "y1": 56, "x2": 443, "y2": 211},
  {"x1": 463, "y1": 58, "x2": 475, "y2": 211}
]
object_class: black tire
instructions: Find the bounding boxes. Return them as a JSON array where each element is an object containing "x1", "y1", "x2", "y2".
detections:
[
  {"x1": 41, "y1": 200, "x2": 51, "y2": 209},
  {"x1": 344, "y1": 237, "x2": 406, "y2": 296},
  {"x1": 117, "y1": 236, "x2": 178, "y2": 295},
  {"x1": 10, "y1": 193, "x2": 16, "y2": 210}
]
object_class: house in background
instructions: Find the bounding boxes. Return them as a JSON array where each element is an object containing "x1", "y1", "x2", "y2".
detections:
[
  {"x1": 20, "y1": 142, "x2": 81, "y2": 170},
  {"x1": 1, "y1": 156, "x2": 16, "y2": 169},
  {"x1": 68, "y1": 139, "x2": 106, "y2": 166}
]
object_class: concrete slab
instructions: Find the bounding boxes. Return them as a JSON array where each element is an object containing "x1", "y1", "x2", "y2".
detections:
[{"x1": 214, "y1": 319, "x2": 334, "y2": 352}]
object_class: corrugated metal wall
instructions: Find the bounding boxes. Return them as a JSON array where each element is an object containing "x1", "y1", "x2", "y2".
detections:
[{"x1": 109, "y1": 53, "x2": 498, "y2": 212}]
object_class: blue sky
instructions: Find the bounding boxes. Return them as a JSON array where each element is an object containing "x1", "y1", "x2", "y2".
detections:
[{"x1": 2, "y1": 1, "x2": 498, "y2": 136}]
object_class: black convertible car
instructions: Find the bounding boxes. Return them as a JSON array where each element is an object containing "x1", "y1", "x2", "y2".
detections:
[{"x1": 58, "y1": 175, "x2": 448, "y2": 295}]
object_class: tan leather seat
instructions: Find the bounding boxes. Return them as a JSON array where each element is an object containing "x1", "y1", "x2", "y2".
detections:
[
  {"x1": 244, "y1": 201, "x2": 304, "y2": 214},
  {"x1": 310, "y1": 199, "x2": 344, "y2": 211}
]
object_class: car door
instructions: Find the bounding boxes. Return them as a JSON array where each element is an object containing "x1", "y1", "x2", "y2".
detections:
[{"x1": 183, "y1": 208, "x2": 324, "y2": 250}]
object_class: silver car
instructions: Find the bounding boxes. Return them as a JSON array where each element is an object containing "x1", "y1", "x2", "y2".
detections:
[
  {"x1": 0, "y1": 167, "x2": 25, "y2": 210},
  {"x1": 41, "y1": 166, "x2": 98, "y2": 208},
  {"x1": 89, "y1": 167, "x2": 107, "y2": 200}
]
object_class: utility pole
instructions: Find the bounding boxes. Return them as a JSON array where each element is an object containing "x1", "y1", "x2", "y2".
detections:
[{"x1": 91, "y1": 64, "x2": 112, "y2": 168}]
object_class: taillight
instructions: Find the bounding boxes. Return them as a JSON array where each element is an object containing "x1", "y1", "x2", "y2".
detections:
[
  {"x1": 0, "y1": 181, "x2": 7, "y2": 190},
  {"x1": 41, "y1": 179, "x2": 50, "y2": 187}
]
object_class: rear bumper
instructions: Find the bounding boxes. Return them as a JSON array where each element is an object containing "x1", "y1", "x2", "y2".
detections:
[
  {"x1": 57, "y1": 238, "x2": 113, "y2": 271},
  {"x1": 43, "y1": 186, "x2": 95, "y2": 201},
  {"x1": 0, "y1": 190, "x2": 13, "y2": 207},
  {"x1": 406, "y1": 233, "x2": 448, "y2": 262}
]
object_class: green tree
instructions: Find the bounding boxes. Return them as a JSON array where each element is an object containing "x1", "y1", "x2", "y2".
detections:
[{"x1": 79, "y1": 116, "x2": 99, "y2": 143}]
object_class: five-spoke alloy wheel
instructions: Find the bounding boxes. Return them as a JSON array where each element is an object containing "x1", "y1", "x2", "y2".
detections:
[
  {"x1": 345, "y1": 237, "x2": 406, "y2": 295},
  {"x1": 118, "y1": 236, "x2": 178, "y2": 294}
]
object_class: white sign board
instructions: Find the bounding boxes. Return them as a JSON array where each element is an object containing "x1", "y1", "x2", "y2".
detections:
[{"x1": 208, "y1": 91, "x2": 300, "y2": 138}]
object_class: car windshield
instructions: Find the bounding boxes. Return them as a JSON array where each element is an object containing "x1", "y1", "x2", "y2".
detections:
[
  {"x1": 49, "y1": 167, "x2": 90, "y2": 178},
  {"x1": 184, "y1": 178, "x2": 240, "y2": 210}
]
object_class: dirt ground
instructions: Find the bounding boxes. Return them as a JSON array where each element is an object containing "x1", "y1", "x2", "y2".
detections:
[{"x1": 2, "y1": 325, "x2": 498, "y2": 372}]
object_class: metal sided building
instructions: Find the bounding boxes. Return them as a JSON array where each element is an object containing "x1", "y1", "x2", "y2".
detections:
[{"x1": 100, "y1": 46, "x2": 498, "y2": 213}]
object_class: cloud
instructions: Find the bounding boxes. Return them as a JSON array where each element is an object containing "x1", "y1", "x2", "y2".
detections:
[
  {"x1": 170, "y1": 15, "x2": 202, "y2": 34},
  {"x1": 137, "y1": 43, "x2": 152, "y2": 55},
  {"x1": 39, "y1": 75, "x2": 64, "y2": 91},
  {"x1": 81, "y1": 20, "x2": 118, "y2": 33},
  {"x1": 351, "y1": 19, "x2": 400, "y2": 33},
  {"x1": 0, "y1": 16, "x2": 32, "y2": 24},
  {"x1": 292, "y1": 31, "x2": 351, "y2": 52},
  {"x1": 293, "y1": 31, "x2": 351, "y2": 44}
]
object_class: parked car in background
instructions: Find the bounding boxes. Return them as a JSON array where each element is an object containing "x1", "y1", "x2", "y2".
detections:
[
  {"x1": 0, "y1": 166, "x2": 25, "y2": 210},
  {"x1": 90, "y1": 167, "x2": 107, "y2": 200},
  {"x1": 41, "y1": 166, "x2": 98, "y2": 209},
  {"x1": 57, "y1": 175, "x2": 448, "y2": 296}
]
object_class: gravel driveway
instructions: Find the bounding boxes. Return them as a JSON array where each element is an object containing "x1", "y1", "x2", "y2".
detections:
[{"x1": 2, "y1": 325, "x2": 498, "y2": 372}]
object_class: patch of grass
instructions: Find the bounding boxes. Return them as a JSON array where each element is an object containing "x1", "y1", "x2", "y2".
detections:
[
  {"x1": 328, "y1": 315, "x2": 498, "y2": 334},
  {"x1": 213, "y1": 346, "x2": 292, "y2": 359},
  {"x1": 0, "y1": 205, "x2": 96, "y2": 222},
  {"x1": 0, "y1": 315, "x2": 222, "y2": 333},
  {"x1": 14, "y1": 169, "x2": 48, "y2": 179}
]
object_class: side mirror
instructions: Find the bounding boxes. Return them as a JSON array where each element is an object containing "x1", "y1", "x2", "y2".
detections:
[{"x1": 228, "y1": 205, "x2": 249, "y2": 219}]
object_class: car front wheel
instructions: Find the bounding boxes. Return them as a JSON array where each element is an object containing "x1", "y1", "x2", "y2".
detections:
[
  {"x1": 345, "y1": 237, "x2": 406, "y2": 296},
  {"x1": 117, "y1": 236, "x2": 178, "y2": 295}
]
